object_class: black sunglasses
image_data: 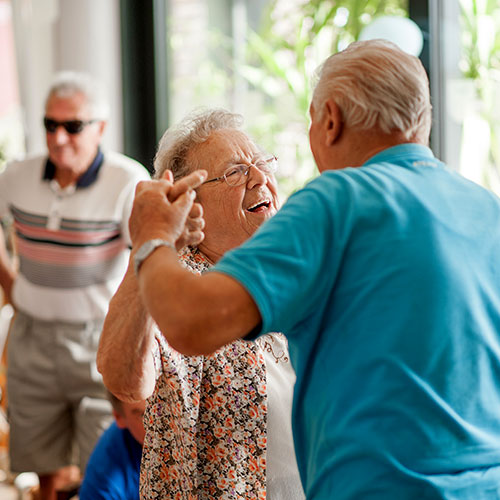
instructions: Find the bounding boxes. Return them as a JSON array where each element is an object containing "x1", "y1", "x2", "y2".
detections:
[{"x1": 43, "y1": 117, "x2": 97, "y2": 135}]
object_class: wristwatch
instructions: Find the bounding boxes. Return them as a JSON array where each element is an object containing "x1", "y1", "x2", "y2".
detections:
[{"x1": 133, "y1": 239, "x2": 176, "y2": 275}]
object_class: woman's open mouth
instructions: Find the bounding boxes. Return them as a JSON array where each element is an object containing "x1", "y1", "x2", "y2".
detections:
[{"x1": 246, "y1": 199, "x2": 272, "y2": 213}]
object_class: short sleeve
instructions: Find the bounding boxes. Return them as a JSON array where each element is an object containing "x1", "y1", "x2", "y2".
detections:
[
  {"x1": 100, "y1": 154, "x2": 151, "y2": 248},
  {"x1": 214, "y1": 175, "x2": 348, "y2": 338},
  {"x1": 0, "y1": 162, "x2": 16, "y2": 218},
  {"x1": 119, "y1": 178, "x2": 142, "y2": 246}
]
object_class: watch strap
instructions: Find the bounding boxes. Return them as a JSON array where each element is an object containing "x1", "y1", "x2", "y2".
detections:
[{"x1": 133, "y1": 239, "x2": 176, "y2": 275}]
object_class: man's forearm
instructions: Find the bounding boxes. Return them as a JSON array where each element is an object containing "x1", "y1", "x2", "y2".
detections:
[
  {"x1": 128, "y1": 171, "x2": 261, "y2": 356},
  {"x1": 97, "y1": 262, "x2": 157, "y2": 402},
  {"x1": 138, "y1": 246, "x2": 261, "y2": 356}
]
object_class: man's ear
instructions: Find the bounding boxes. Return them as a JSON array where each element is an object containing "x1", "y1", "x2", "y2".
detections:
[
  {"x1": 323, "y1": 99, "x2": 343, "y2": 146},
  {"x1": 97, "y1": 120, "x2": 107, "y2": 138}
]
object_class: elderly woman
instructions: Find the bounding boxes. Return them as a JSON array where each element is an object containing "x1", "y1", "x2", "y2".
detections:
[{"x1": 97, "y1": 109, "x2": 304, "y2": 499}]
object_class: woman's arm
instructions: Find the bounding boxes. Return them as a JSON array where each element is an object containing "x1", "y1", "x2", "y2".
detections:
[
  {"x1": 97, "y1": 259, "x2": 156, "y2": 402},
  {"x1": 98, "y1": 171, "x2": 207, "y2": 400}
]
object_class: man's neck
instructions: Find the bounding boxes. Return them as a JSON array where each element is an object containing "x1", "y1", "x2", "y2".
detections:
[
  {"x1": 51, "y1": 148, "x2": 101, "y2": 188},
  {"x1": 54, "y1": 169, "x2": 81, "y2": 188},
  {"x1": 326, "y1": 128, "x2": 426, "y2": 171}
]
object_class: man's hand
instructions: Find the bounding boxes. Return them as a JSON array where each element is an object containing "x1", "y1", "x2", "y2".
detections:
[
  {"x1": 163, "y1": 170, "x2": 207, "y2": 251},
  {"x1": 176, "y1": 201, "x2": 205, "y2": 251},
  {"x1": 129, "y1": 170, "x2": 207, "y2": 250}
]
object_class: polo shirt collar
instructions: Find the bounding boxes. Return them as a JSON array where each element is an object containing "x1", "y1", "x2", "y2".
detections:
[
  {"x1": 43, "y1": 148, "x2": 104, "y2": 188},
  {"x1": 363, "y1": 143, "x2": 435, "y2": 166}
]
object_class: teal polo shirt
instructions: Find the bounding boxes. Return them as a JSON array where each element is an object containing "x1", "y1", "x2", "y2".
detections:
[{"x1": 215, "y1": 144, "x2": 500, "y2": 499}]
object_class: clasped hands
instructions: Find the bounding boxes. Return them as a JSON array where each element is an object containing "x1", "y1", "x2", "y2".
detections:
[{"x1": 129, "y1": 169, "x2": 208, "y2": 252}]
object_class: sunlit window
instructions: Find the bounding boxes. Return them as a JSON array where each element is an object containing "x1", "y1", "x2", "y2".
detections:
[
  {"x1": 164, "y1": 0, "x2": 499, "y2": 197},
  {"x1": 166, "y1": 0, "x2": 409, "y2": 196},
  {"x1": 452, "y1": 0, "x2": 500, "y2": 193}
]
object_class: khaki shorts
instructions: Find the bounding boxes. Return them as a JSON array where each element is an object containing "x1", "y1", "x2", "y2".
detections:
[{"x1": 6, "y1": 312, "x2": 113, "y2": 474}]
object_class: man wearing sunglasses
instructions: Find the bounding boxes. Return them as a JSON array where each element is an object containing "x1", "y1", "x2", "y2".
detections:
[{"x1": 0, "y1": 71, "x2": 149, "y2": 500}]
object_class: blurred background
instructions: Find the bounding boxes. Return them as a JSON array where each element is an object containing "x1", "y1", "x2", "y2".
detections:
[
  {"x1": 1, "y1": 0, "x2": 499, "y2": 197},
  {"x1": 0, "y1": 1, "x2": 499, "y2": 497}
]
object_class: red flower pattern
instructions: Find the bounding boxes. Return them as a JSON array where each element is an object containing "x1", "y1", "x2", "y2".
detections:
[{"x1": 140, "y1": 247, "x2": 271, "y2": 499}]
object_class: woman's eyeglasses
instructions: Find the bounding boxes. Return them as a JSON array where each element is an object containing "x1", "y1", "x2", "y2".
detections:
[
  {"x1": 43, "y1": 117, "x2": 97, "y2": 135},
  {"x1": 202, "y1": 155, "x2": 278, "y2": 187}
]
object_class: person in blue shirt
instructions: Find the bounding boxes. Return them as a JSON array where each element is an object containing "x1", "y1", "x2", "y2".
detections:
[
  {"x1": 79, "y1": 394, "x2": 145, "y2": 500},
  {"x1": 101, "y1": 40, "x2": 500, "y2": 499}
]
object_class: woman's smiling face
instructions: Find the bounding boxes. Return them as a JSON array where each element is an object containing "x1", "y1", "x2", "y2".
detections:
[{"x1": 189, "y1": 129, "x2": 279, "y2": 262}]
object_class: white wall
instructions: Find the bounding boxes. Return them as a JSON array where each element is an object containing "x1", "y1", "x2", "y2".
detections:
[{"x1": 11, "y1": 0, "x2": 123, "y2": 155}]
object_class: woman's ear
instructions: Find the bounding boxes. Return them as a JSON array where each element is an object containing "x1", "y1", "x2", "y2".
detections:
[
  {"x1": 324, "y1": 99, "x2": 343, "y2": 146},
  {"x1": 161, "y1": 170, "x2": 174, "y2": 182}
]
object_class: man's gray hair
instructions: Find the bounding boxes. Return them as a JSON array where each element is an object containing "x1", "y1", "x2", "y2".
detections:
[
  {"x1": 154, "y1": 108, "x2": 244, "y2": 180},
  {"x1": 312, "y1": 39, "x2": 432, "y2": 144},
  {"x1": 45, "y1": 71, "x2": 110, "y2": 121}
]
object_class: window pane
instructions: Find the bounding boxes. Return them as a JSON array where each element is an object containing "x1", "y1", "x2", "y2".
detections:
[
  {"x1": 165, "y1": 0, "x2": 412, "y2": 196},
  {"x1": 452, "y1": 0, "x2": 500, "y2": 193}
]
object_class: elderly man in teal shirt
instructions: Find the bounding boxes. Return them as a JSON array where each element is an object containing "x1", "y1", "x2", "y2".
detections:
[{"x1": 99, "y1": 40, "x2": 500, "y2": 499}]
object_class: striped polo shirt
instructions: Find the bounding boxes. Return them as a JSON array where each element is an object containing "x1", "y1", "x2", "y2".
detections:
[{"x1": 0, "y1": 151, "x2": 150, "y2": 322}]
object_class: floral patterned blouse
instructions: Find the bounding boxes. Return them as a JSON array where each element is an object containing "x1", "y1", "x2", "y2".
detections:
[{"x1": 140, "y1": 247, "x2": 301, "y2": 500}]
